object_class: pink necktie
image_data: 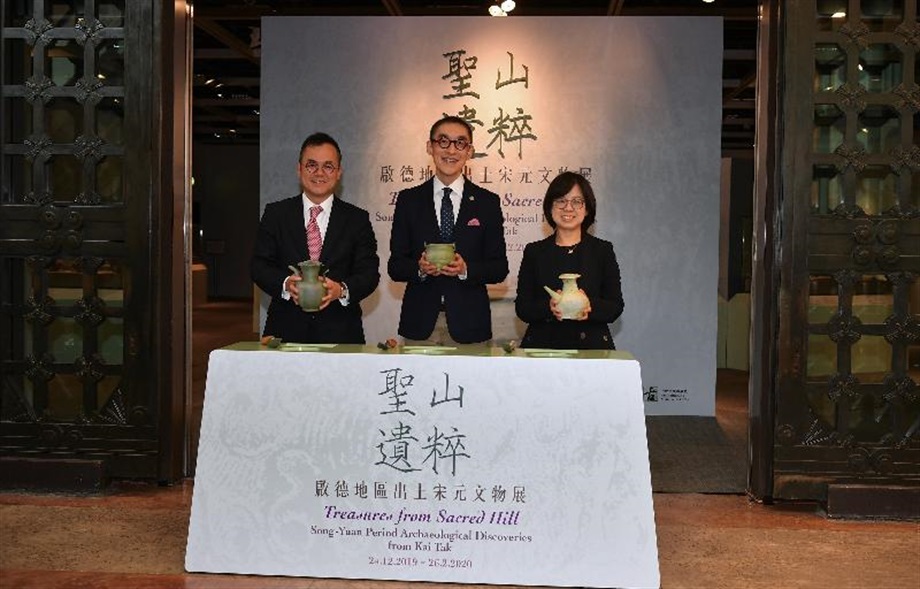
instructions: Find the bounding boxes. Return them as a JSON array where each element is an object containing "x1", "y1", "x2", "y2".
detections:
[{"x1": 306, "y1": 205, "x2": 323, "y2": 261}]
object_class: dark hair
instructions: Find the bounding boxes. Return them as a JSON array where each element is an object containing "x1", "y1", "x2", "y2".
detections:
[
  {"x1": 542, "y1": 172, "x2": 597, "y2": 231},
  {"x1": 299, "y1": 132, "x2": 342, "y2": 164},
  {"x1": 429, "y1": 116, "x2": 474, "y2": 143}
]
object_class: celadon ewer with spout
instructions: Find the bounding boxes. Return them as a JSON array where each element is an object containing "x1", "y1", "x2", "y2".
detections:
[
  {"x1": 289, "y1": 260, "x2": 327, "y2": 312},
  {"x1": 543, "y1": 273, "x2": 589, "y2": 320}
]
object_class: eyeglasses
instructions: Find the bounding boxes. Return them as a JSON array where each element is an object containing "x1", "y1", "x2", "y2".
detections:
[
  {"x1": 553, "y1": 198, "x2": 586, "y2": 210},
  {"x1": 431, "y1": 136, "x2": 471, "y2": 151},
  {"x1": 302, "y1": 161, "x2": 339, "y2": 174}
]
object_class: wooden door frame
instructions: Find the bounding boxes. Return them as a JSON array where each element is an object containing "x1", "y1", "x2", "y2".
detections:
[
  {"x1": 154, "y1": 0, "x2": 192, "y2": 482},
  {"x1": 122, "y1": 0, "x2": 190, "y2": 483},
  {"x1": 0, "y1": 0, "x2": 190, "y2": 486},
  {"x1": 749, "y1": 0, "x2": 920, "y2": 512},
  {"x1": 749, "y1": 0, "x2": 783, "y2": 501}
]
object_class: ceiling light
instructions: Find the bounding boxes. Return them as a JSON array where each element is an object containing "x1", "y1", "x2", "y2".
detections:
[
  {"x1": 702, "y1": 0, "x2": 715, "y2": 3},
  {"x1": 831, "y1": 11, "x2": 846, "y2": 18},
  {"x1": 489, "y1": 4, "x2": 504, "y2": 16},
  {"x1": 501, "y1": 0, "x2": 516, "y2": 12}
]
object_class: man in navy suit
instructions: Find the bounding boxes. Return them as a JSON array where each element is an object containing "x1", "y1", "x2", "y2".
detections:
[
  {"x1": 252, "y1": 132, "x2": 379, "y2": 344},
  {"x1": 388, "y1": 116, "x2": 508, "y2": 344}
]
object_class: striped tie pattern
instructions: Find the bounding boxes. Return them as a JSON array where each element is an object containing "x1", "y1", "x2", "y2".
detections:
[
  {"x1": 440, "y1": 187, "x2": 454, "y2": 242},
  {"x1": 306, "y1": 205, "x2": 323, "y2": 261}
]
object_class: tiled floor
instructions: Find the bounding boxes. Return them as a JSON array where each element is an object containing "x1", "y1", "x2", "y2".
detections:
[{"x1": 2, "y1": 300, "x2": 918, "y2": 588}]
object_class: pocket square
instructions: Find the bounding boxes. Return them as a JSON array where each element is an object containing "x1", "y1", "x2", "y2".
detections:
[{"x1": 467, "y1": 218, "x2": 481, "y2": 226}]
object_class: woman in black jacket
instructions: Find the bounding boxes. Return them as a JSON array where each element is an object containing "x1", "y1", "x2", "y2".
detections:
[{"x1": 515, "y1": 172, "x2": 624, "y2": 350}]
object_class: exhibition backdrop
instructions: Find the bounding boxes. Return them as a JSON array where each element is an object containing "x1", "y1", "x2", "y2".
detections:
[{"x1": 259, "y1": 17, "x2": 722, "y2": 416}]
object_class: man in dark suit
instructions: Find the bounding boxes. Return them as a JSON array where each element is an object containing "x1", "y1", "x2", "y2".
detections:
[
  {"x1": 388, "y1": 116, "x2": 508, "y2": 344},
  {"x1": 252, "y1": 132, "x2": 379, "y2": 344}
]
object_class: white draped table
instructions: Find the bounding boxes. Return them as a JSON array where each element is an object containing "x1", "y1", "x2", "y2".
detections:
[{"x1": 186, "y1": 343, "x2": 659, "y2": 588}]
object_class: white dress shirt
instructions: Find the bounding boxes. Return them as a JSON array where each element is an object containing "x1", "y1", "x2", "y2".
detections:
[{"x1": 281, "y1": 194, "x2": 349, "y2": 305}]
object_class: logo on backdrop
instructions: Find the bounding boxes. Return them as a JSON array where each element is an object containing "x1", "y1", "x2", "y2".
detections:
[{"x1": 643, "y1": 386, "x2": 690, "y2": 403}]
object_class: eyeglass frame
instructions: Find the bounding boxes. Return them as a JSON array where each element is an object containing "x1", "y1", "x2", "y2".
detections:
[
  {"x1": 430, "y1": 136, "x2": 471, "y2": 151},
  {"x1": 302, "y1": 160, "x2": 339, "y2": 174},
  {"x1": 552, "y1": 198, "x2": 586, "y2": 210}
]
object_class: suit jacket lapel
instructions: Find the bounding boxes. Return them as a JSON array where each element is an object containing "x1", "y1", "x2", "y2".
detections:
[
  {"x1": 287, "y1": 195, "x2": 309, "y2": 262},
  {"x1": 457, "y1": 179, "x2": 488, "y2": 233},
  {"x1": 321, "y1": 199, "x2": 346, "y2": 263},
  {"x1": 419, "y1": 179, "x2": 441, "y2": 241},
  {"x1": 456, "y1": 183, "x2": 476, "y2": 229}
]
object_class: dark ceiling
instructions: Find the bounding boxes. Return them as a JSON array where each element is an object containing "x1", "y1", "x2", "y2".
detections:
[{"x1": 192, "y1": 0, "x2": 757, "y2": 153}]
